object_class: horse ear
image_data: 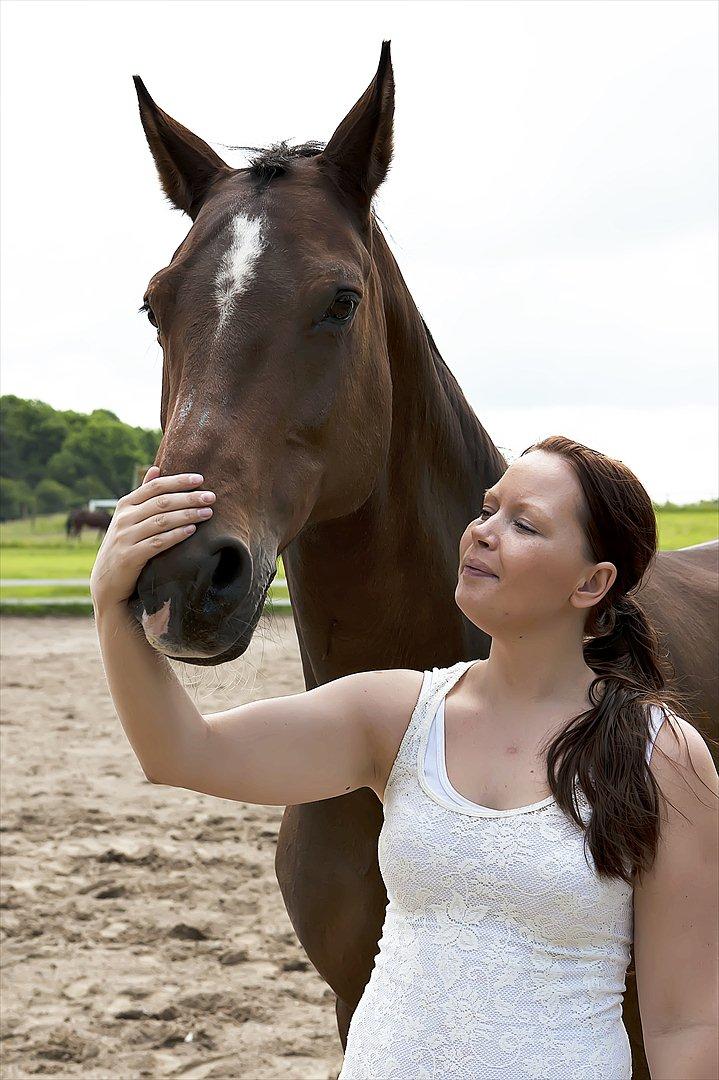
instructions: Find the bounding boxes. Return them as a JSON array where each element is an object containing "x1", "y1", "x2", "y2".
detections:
[
  {"x1": 317, "y1": 41, "x2": 395, "y2": 216},
  {"x1": 133, "y1": 76, "x2": 232, "y2": 220}
]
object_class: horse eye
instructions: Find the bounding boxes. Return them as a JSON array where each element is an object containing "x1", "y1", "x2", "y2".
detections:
[
  {"x1": 323, "y1": 293, "x2": 358, "y2": 323},
  {"x1": 139, "y1": 298, "x2": 158, "y2": 328}
]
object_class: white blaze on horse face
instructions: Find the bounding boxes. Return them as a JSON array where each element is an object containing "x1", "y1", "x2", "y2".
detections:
[
  {"x1": 176, "y1": 389, "x2": 195, "y2": 425},
  {"x1": 214, "y1": 212, "x2": 267, "y2": 334}
]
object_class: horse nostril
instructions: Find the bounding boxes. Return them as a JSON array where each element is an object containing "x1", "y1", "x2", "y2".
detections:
[{"x1": 211, "y1": 542, "x2": 244, "y2": 592}]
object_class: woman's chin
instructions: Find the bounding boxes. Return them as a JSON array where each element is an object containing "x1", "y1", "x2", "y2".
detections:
[{"x1": 455, "y1": 585, "x2": 493, "y2": 629}]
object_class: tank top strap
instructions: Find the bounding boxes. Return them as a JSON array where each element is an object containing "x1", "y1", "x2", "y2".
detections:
[
  {"x1": 425, "y1": 660, "x2": 477, "y2": 712},
  {"x1": 409, "y1": 662, "x2": 478, "y2": 753},
  {"x1": 383, "y1": 661, "x2": 476, "y2": 801},
  {"x1": 646, "y1": 703, "x2": 669, "y2": 766}
]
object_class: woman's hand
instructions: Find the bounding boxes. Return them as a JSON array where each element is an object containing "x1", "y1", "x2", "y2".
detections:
[{"x1": 89, "y1": 465, "x2": 216, "y2": 613}]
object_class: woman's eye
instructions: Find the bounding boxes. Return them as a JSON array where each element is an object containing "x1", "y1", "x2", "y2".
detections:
[
  {"x1": 322, "y1": 292, "x2": 358, "y2": 324},
  {"x1": 477, "y1": 508, "x2": 535, "y2": 534}
]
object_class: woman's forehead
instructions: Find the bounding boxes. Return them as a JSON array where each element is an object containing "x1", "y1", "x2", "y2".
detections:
[{"x1": 490, "y1": 454, "x2": 585, "y2": 520}]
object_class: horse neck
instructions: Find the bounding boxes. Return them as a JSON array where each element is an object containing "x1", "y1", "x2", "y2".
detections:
[
  {"x1": 370, "y1": 219, "x2": 506, "y2": 508},
  {"x1": 284, "y1": 218, "x2": 506, "y2": 675}
]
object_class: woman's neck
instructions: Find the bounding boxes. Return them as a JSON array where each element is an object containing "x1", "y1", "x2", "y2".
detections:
[{"x1": 478, "y1": 626, "x2": 596, "y2": 708}]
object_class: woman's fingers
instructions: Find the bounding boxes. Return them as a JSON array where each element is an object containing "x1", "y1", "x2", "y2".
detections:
[
  {"x1": 118, "y1": 468, "x2": 215, "y2": 546},
  {"x1": 126, "y1": 471, "x2": 205, "y2": 508},
  {"x1": 142, "y1": 465, "x2": 161, "y2": 485},
  {"x1": 123, "y1": 487, "x2": 216, "y2": 527},
  {"x1": 90, "y1": 468, "x2": 212, "y2": 612},
  {"x1": 134, "y1": 521, "x2": 199, "y2": 556},
  {"x1": 130, "y1": 503, "x2": 213, "y2": 542}
]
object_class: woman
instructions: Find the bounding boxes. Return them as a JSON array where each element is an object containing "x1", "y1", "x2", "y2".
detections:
[{"x1": 91, "y1": 435, "x2": 718, "y2": 1080}]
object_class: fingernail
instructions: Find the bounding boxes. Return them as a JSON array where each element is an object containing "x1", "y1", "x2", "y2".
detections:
[{"x1": 188, "y1": 473, "x2": 203, "y2": 483}]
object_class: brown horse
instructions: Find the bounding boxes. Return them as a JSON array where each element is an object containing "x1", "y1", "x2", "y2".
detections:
[
  {"x1": 131, "y1": 43, "x2": 718, "y2": 1079},
  {"x1": 66, "y1": 507, "x2": 112, "y2": 539}
]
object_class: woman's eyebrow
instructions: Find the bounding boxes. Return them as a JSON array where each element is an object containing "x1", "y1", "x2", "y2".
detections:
[
  {"x1": 482, "y1": 490, "x2": 551, "y2": 522},
  {"x1": 516, "y1": 499, "x2": 550, "y2": 521}
]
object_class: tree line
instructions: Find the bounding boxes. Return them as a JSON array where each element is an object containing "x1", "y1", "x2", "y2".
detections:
[
  {"x1": 0, "y1": 396, "x2": 161, "y2": 521},
  {"x1": 1, "y1": 395, "x2": 715, "y2": 524}
]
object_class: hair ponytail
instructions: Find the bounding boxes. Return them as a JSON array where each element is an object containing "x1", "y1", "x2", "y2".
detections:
[
  {"x1": 523, "y1": 436, "x2": 718, "y2": 885},
  {"x1": 585, "y1": 594, "x2": 663, "y2": 688}
]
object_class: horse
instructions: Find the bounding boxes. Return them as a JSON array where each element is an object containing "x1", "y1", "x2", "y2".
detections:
[
  {"x1": 65, "y1": 507, "x2": 112, "y2": 539},
  {"x1": 130, "y1": 42, "x2": 718, "y2": 1079}
]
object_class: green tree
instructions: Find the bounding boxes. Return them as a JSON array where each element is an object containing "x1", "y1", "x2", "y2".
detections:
[
  {"x1": 0, "y1": 396, "x2": 69, "y2": 483},
  {"x1": 1, "y1": 396, "x2": 163, "y2": 512},
  {"x1": 34, "y1": 478, "x2": 75, "y2": 514},
  {"x1": 47, "y1": 416, "x2": 144, "y2": 497},
  {"x1": 137, "y1": 425, "x2": 162, "y2": 463},
  {"x1": 71, "y1": 475, "x2": 116, "y2": 504},
  {"x1": 90, "y1": 408, "x2": 121, "y2": 423},
  {"x1": 0, "y1": 477, "x2": 36, "y2": 521}
]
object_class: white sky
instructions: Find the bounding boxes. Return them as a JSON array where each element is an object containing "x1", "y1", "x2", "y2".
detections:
[{"x1": 1, "y1": 0, "x2": 717, "y2": 503}]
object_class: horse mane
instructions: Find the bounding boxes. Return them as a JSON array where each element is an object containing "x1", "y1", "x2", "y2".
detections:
[
  {"x1": 419, "y1": 312, "x2": 507, "y2": 478},
  {"x1": 369, "y1": 216, "x2": 508, "y2": 480}
]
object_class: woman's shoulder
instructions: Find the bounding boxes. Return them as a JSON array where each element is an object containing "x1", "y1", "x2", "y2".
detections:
[
  {"x1": 648, "y1": 702, "x2": 718, "y2": 791},
  {"x1": 345, "y1": 667, "x2": 433, "y2": 797},
  {"x1": 351, "y1": 660, "x2": 467, "y2": 722},
  {"x1": 346, "y1": 665, "x2": 426, "y2": 698}
]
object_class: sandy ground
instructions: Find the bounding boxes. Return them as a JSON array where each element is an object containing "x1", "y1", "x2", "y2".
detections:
[{"x1": 1, "y1": 612, "x2": 345, "y2": 1080}]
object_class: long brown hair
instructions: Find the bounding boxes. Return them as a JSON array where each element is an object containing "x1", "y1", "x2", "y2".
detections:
[{"x1": 523, "y1": 435, "x2": 717, "y2": 885}]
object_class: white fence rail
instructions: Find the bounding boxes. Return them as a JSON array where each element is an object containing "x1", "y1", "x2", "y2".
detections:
[{"x1": 0, "y1": 579, "x2": 291, "y2": 609}]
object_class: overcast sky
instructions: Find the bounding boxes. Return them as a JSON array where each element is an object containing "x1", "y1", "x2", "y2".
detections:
[{"x1": 1, "y1": 0, "x2": 717, "y2": 502}]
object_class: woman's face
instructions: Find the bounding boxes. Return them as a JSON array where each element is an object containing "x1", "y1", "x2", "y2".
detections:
[{"x1": 455, "y1": 450, "x2": 616, "y2": 637}]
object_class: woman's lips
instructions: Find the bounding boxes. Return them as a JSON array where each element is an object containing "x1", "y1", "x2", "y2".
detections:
[{"x1": 462, "y1": 565, "x2": 497, "y2": 579}]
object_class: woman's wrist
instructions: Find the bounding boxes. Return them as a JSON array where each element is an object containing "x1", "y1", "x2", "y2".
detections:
[{"x1": 94, "y1": 596, "x2": 134, "y2": 631}]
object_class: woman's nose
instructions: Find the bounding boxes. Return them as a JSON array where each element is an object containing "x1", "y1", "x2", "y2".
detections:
[{"x1": 470, "y1": 520, "x2": 496, "y2": 546}]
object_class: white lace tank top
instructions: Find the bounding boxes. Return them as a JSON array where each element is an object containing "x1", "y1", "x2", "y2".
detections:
[{"x1": 338, "y1": 660, "x2": 668, "y2": 1080}]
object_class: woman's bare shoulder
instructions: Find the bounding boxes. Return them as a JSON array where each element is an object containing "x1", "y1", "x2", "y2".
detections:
[{"x1": 345, "y1": 667, "x2": 427, "y2": 800}]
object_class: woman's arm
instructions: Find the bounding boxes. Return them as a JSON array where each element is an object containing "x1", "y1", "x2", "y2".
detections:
[
  {"x1": 95, "y1": 600, "x2": 214, "y2": 786},
  {"x1": 633, "y1": 712, "x2": 719, "y2": 1080},
  {"x1": 96, "y1": 598, "x2": 402, "y2": 804},
  {"x1": 92, "y1": 465, "x2": 416, "y2": 805}
]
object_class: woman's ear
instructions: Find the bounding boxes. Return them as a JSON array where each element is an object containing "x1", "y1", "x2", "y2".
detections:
[{"x1": 571, "y1": 562, "x2": 617, "y2": 612}]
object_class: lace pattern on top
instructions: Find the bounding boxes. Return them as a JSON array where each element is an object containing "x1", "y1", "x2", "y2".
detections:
[{"x1": 338, "y1": 661, "x2": 667, "y2": 1080}]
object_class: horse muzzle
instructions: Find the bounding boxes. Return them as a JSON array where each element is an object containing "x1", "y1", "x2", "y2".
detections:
[{"x1": 129, "y1": 529, "x2": 273, "y2": 663}]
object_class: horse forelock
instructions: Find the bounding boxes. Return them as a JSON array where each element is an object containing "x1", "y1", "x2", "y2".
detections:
[{"x1": 227, "y1": 140, "x2": 327, "y2": 188}]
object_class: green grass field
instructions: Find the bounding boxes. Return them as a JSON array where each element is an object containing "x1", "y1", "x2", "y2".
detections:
[
  {"x1": 1, "y1": 505, "x2": 716, "y2": 614},
  {"x1": 655, "y1": 507, "x2": 718, "y2": 550},
  {"x1": 0, "y1": 514, "x2": 289, "y2": 612}
]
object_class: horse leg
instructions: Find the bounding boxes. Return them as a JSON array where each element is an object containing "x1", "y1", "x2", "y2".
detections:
[
  {"x1": 275, "y1": 613, "x2": 386, "y2": 1046},
  {"x1": 334, "y1": 993, "x2": 355, "y2": 1051},
  {"x1": 623, "y1": 958, "x2": 649, "y2": 1080},
  {"x1": 275, "y1": 791, "x2": 387, "y2": 1038}
]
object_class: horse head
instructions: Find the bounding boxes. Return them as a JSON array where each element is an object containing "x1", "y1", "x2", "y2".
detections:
[{"x1": 131, "y1": 42, "x2": 396, "y2": 663}]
